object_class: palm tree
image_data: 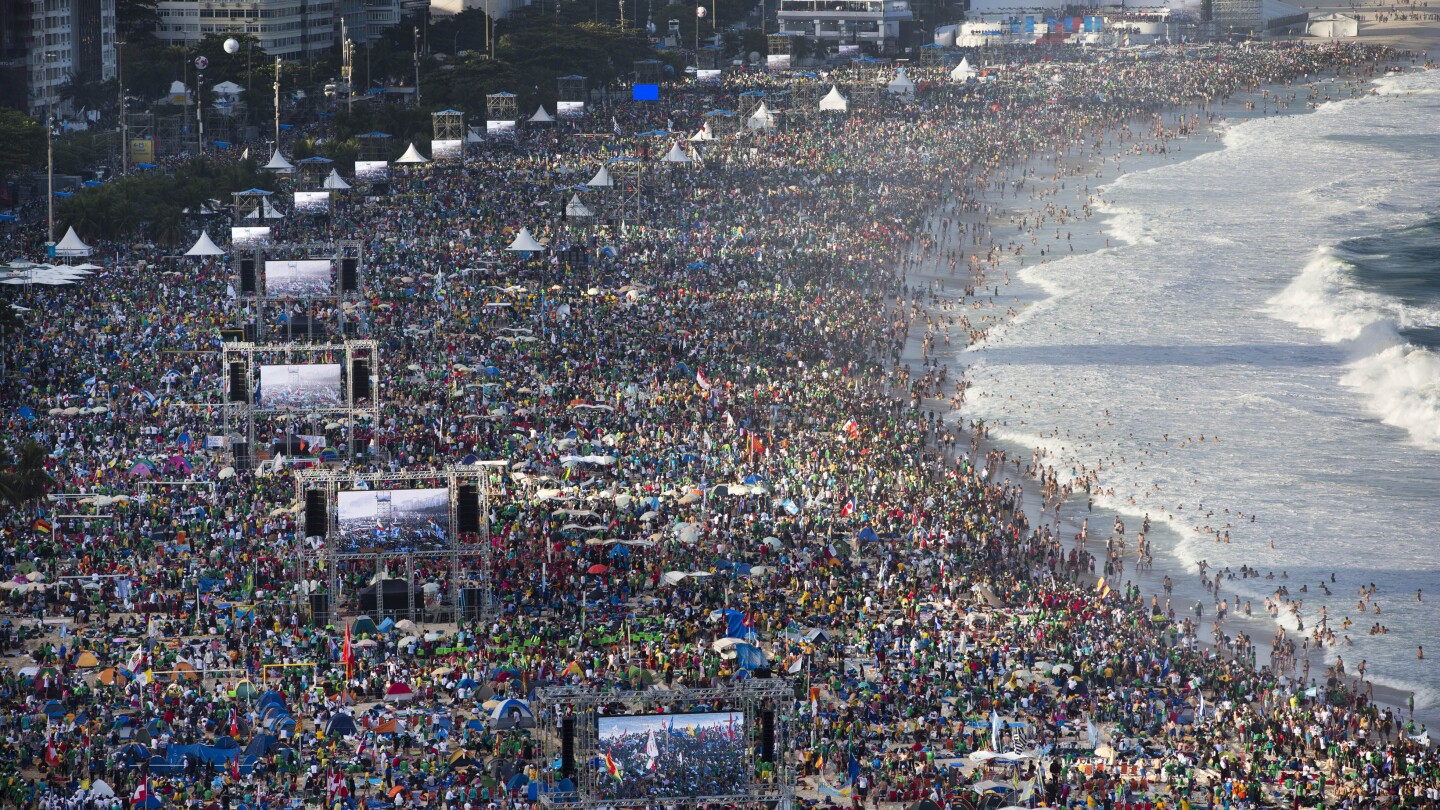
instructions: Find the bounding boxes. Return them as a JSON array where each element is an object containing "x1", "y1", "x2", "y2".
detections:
[
  {"x1": 6, "y1": 440, "x2": 57, "y2": 511},
  {"x1": 0, "y1": 444, "x2": 19, "y2": 509}
]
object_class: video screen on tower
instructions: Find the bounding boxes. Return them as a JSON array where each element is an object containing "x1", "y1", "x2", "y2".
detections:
[
  {"x1": 265, "y1": 259, "x2": 333, "y2": 297},
  {"x1": 432, "y1": 139, "x2": 462, "y2": 160},
  {"x1": 336, "y1": 488, "x2": 450, "y2": 551},
  {"x1": 595, "y1": 712, "x2": 747, "y2": 801},
  {"x1": 294, "y1": 191, "x2": 330, "y2": 215},
  {"x1": 256, "y1": 363, "x2": 343, "y2": 409},
  {"x1": 355, "y1": 161, "x2": 389, "y2": 181}
]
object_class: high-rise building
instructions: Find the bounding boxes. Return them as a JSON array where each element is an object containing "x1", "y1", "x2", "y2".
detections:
[
  {"x1": 776, "y1": 0, "x2": 913, "y2": 52},
  {"x1": 152, "y1": 0, "x2": 337, "y2": 58},
  {"x1": 0, "y1": 0, "x2": 117, "y2": 116},
  {"x1": 338, "y1": 0, "x2": 404, "y2": 46}
]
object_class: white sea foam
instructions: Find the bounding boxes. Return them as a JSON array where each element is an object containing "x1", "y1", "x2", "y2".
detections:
[{"x1": 958, "y1": 68, "x2": 1440, "y2": 713}]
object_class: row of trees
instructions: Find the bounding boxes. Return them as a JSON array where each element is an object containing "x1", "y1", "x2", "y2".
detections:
[{"x1": 56, "y1": 158, "x2": 271, "y2": 244}]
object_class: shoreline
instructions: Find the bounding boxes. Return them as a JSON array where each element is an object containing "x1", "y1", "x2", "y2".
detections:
[{"x1": 895, "y1": 63, "x2": 1439, "y2": 736}]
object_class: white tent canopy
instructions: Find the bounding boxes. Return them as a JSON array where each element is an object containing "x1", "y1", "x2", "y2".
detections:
[
  {"x1": 689, "y1": 123, "x2": 715, "y2": 141},
  {"x1": 662, "y1": 143, "x2": 692, "y2": 163},
  {"x1": 951, "y1": 57, "x2": 976, "y2": 82},
  {"x1": 587, "y1": 165, "x2": 614, "y2": 187},
  {"x1": 819, "y1": 85, "x2": 849, "y2": 112},
  {"x1": 746, "y1": 102, "x2": 776, "y2": 130},
  {"x1": 263, "y1": 150, "x2": 294, "y2": 172},
  {"x1": 322, "y1": 169, "x2": 351, "y2": 190},
  {"x1": 529, "y1": 105, "x2": 555, "y2": 123},
  {"x1": 395, "y1": 143, "x2": 430, "y2": 164},
  {"x1": 565, "y1": 194, "x2": 594, "y2": 218},
  {"x1": 887, "y1": 67, "x2": 916, "y2": 95},
  {"x1": 53, "y1": 227, "x2": 92, "y2": 257},
  {"x1": 1307, "y1": 12, "x2": 1358, "y2": 37},
  {"x1": 184, "y1": 230, "x2": 225, "y2": 256},
  {"x1": 244, "y1": 198, "x2": 285, "y2": 220},
  {"x1": 507, "y1": 228, "x2": 546, "y2": 252}
]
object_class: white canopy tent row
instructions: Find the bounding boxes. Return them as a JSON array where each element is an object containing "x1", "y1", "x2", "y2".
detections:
[{"x1": 244, "y1": 198, "x2": 285, "y2": 220}]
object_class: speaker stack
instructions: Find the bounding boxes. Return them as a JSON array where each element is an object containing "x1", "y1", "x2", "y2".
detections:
[
  {"x1": 304, "y1": 489, "x2": 328, "y2": 538},
  {"x1": 457, "y1": 484, "x2": 479, "y2": 534}
]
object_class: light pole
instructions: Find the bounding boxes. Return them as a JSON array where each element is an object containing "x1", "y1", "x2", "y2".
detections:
[
  {"x1": 273, "y1": 55, "x2": 282, "y2": 148},
  {"x1": 118, "y1": 38, "x2": 127, "y2": 176},
  {"x1": 45, "y1": 49, "x2": 56, "y2": 244},
  {"x1": 195, "y1": 54, "x2": 208, "y2": 155},
  {"x1": 413, "y1": 27, "x2": 421, "y2": 106}
]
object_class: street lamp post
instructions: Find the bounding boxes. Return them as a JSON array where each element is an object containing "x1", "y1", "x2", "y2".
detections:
[
  {"x1": 118, "y1": 38, "x2": 127, "y2": 176},
  {"x1": 45, "y1": 49, "x2": 56, "y2": 244}
]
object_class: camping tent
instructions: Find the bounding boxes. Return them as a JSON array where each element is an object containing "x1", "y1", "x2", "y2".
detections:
[
  {"x1": 326, "y1": 713, "x2": 359, "y2": 736},
  {"x1": 887, "y1": 68, "x2": 916, "y2": 96},
  {"x1": 490, "y1": 698, "x2": 536, "y2": 729},
  {"x1": 396, "y1": 143, "x2": 430, "y2": 164},
  {"x1": 819, "y1": 86, "x2": 849, "y2": 112},
  {"x1": 54, "y1": 227, "x2": 92, "y2": 258},
  {"x1": 185, "y1": 231, "x2": 225, "y2": 256}
]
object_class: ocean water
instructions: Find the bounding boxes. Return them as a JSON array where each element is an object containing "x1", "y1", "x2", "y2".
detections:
[{"x1": 959, "y1": 67, "x2": 1440, "y2": 713}]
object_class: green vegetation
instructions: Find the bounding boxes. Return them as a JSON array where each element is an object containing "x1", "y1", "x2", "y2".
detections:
[{"x1": 56, "y1": 158, "x2": 271, "y2": 245}]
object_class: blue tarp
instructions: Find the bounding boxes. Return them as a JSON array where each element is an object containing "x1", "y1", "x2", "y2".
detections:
[{"x1": 734, "y1": 643, "x2": 768, "y2": 671}]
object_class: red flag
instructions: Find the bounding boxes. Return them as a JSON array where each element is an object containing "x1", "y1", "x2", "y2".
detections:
[
  {"x1": 228, "y1": 709, "x2": 239, "y2": 738},
  {"x1": 231, "y1": 754, "x2": 242, "y2": 781},
  {"x1": 839, "y1": 498, "x2": 855, "y2": 518},
  {"x1": 343, "y1": 622, "x2": 355, "y2": 677},
  {"x1": 131, "y1": 776, "x2": 150, "y2": 807}
]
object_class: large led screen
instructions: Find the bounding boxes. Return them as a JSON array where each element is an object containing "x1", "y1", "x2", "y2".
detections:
[
  {"x1": 231, "y1": 226, "x2": 272, "y2": 247},
  {"x1": 486, "y1": 121, "x2": 516, "y2": 136},
  {"x1": 265, "y1": 259, "x2": 332, "y2": 297},
  {"x1": 556, "y1": 101, "x2": 585, "y2": 118},
  {"x1": 595, "y1": 712, "x2": 747, "y2": 800},
  {"x1": 294, "y1": 191, "x2": 330, "y2": 215},
  {"x1": 336, "y1": 488, "x2": 450, "y2": 551},
  {"x1": 257, "y1": 363, "x2": 342, "y2": 409},
  {"x1": 355, "y1": 161, "x2": 389, "y2": 181},
  {"x1": 432, "y1": 139, "x2": 463, "y2": 160}
]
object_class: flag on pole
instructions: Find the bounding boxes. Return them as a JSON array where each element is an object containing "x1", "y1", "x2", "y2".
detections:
[
  {"x1": 605, "y1": 751, "x2": 623, "y2": 782},
  {"x1": 343, "y1": 622, "x2": 355, "y2": 678},
  {"x1": 696, "y1": 370, "x2": 712, "y2": 391},
  {"x1": 990, "y1": 709, "x2": 1002, "y2": 750},
  {"x1": 840, "y1": 498, "x2": 855, "y2": 518},
  {"x1": 131, "y1": 776, "x2": 150, "y2": 807}
]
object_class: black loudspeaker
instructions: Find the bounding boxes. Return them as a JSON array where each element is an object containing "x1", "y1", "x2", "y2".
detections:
[
  {"x1": 304, "y1": 489, "x2": 328, "y2": 538},
  {"x1": 461, "y1": 587, "x2": 482, "y2": 619},
  {"x1": 561, "y1": 717, "x2": 576, "y2": 777},
  {"x1": 793, "y1": 679, "x2": 807, "y2": 700},
  {"x1": 761, "y1": 710, "x2": 775, "y2": 763},
  {"x1": 220, "y1": 328, "x2": 245, "y2": 343},
  {"x1": 227, "y1": 362, "x2": 248, "y2": 403},
  {"x1": 351, "y1": 360, "x2": 370, "y2": 400},
  {"x1": 309, "y1": 593, "x2": 329, "y2": 627},
  {"x1": 239, "y1": 257, "x2": 256, "y2": 294},
  {"x1": 232, "y1": 442, "x2": 250, "y2": 468},
  {"x1": 341, "y1": 258, "x2": 358, "y2": 292},
  {"x1": 456, "y1": 484, "x2": 479, "y2": 534},
  {"x1": 352, "y1": 438, "x2": 367, "y2": 457}
]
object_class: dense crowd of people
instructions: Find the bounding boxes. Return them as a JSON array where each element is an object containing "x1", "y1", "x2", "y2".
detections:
[{"x1": 0, "y1": 41, "x2": 1435, "y2": 810}]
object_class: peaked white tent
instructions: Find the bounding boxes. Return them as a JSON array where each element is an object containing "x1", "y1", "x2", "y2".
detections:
[
  {"x1": 587, "y1": 166, "x2": 614, "y2": 188},
  {"x1": 506, "y1": 228, "x2": 546, "y2": 252},
  {"x1": 662, "y1": 143, "x2": 692, "y2": 164},
  {"x1": 244, "y1": 198, "x2": 285, "y2": 220},
  {"x1": 565, "y1": 194, "x2": 594, "y2": 218},
  {"x1": 746, "y1": 103, "x2": 776, "y2": 130},
  {"x1": 951, "y1": 57, "x2": 977, "y2": 82},
  {"x1": 529, "y1": 105, "x2": 555, "y2": 123},
  {"x1": 819, "y1": 85, "x2": 849, "y2": 112},
  {"x1": 53, "y1": 227, "x2": 92, "y2": 258},
  {"x1": 466, "y1": 127, "x2": 483, "y2": 144},
  {"x1": 322, "y1": 169, "x2": 351, "y2": 190},
  {"x1": 263, "y1": 150, "x2": 294, "y2": 173},
  {"x1": 1307, "y1": 12, "x2": 1358, "y2": 37},
  {"x1": 887, "y1": 68, "x2": 916, "y2": 96},
  {"x1": 689, "y1": 123, "x2": 715, "y2": 141},
  {"x1": 184, "y1": 230, "x2": 225, "y2": 257},
  {"x1": 395, "y1": 143, "x2": 430, "y2": 164}
]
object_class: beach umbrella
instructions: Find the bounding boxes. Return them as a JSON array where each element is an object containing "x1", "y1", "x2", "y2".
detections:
[{"x1": 586, "y1": 563, "x2": 608, "y2": 575}]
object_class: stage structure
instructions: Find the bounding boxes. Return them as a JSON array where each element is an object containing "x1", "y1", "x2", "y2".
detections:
[
  {"x1": 432, "y1": 109, "x2": 466, "y2": 162},
  {"x1": 633, "y1": 60, "x2": 665, "y2": 86},
  {"x1": 220, "y1": 340, "x2": 379, "y2": 470},
  {"x1": 557, "y1": 75, "x2": 588, "y2": 119},
  {"x1": 486, "y1": 93, "x2": 519, "y2": 142},
  {"x1": 604, "y1": 157, "x2": 645, "y2": 227},
  {"x1": 230, "y1": 240, "x2": 367, "y2": 342},
  {"x1": 767, "y1": 35, "x2": 793, "y2": 70},
  {"x1": 535, "y1": 680, "x2": 797, "y2": 810},
  {"x1": 294, "y1": 465, "x2": 493, "y2": 627}
]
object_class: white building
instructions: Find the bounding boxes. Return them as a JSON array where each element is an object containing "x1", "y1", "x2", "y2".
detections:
[
  {"x1": 153, "y1": 0, "x2": 337, "y2": 58},
  {"x1": 429, "y1": 0, "x2": 523, "y2": 20},
  {"x1": 338, "y1": 0, "x2": 403, "y2": 45},
  {"x1": 776, "y1": 0, "x2": 914, "y2": 52},
  {"x1": 12, "y1": 0, "x2": 118, "y2": 117}
]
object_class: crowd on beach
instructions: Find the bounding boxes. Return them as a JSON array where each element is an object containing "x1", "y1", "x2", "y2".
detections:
[{"x1": 0, "y1": 41, "x2": 1437, "y2": 810}]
